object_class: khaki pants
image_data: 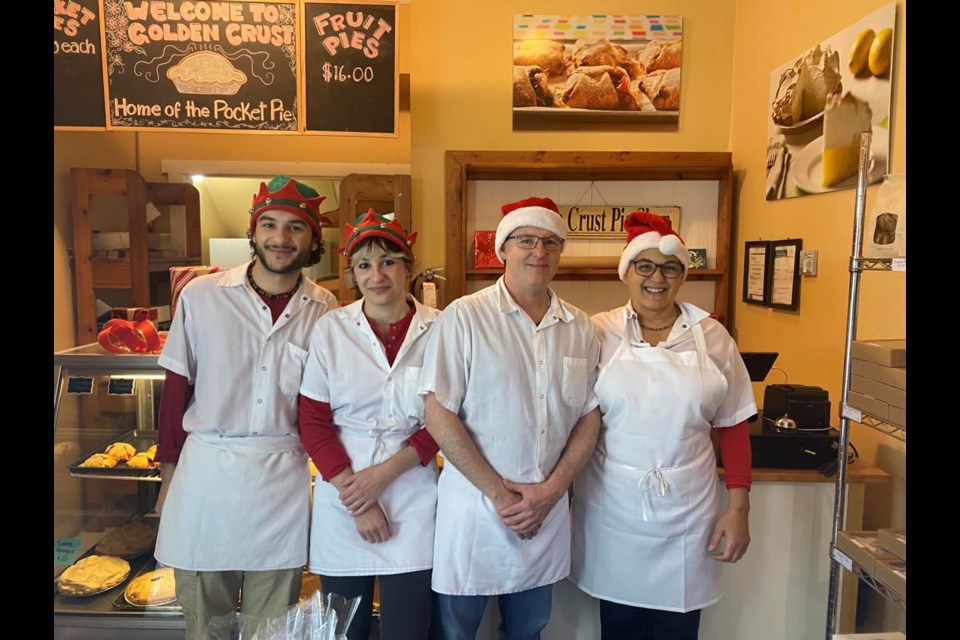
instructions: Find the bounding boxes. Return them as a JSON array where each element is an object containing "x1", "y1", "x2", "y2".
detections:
[{"x1": 174, "y1": 568, "x2": 302, "y2": 640}]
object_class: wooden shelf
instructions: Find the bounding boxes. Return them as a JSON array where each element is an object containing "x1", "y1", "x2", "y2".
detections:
[{"x1": 445, "y1": 151, "x2": 734, "y2": 321}]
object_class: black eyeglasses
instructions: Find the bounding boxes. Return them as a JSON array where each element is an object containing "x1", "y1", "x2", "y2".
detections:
[
  {"x1": 506, "y1": 234, "x2": 565, "y2": 252},
  {"x1": 632, "y1": 260, "x2": 684, "y2": 279}
]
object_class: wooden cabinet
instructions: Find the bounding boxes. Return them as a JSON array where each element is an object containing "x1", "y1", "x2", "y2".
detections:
[
  {"x1": 443, "y1": 151, "x2": 734, "y2": 321},
  {"x1": 70, "y1": 168, "x2": 201, "y2": 344}
]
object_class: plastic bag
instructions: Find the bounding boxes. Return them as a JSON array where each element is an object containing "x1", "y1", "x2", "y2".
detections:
[
  {"x1": 863, "y1": 173, "x2": 906, "y2": 258},
  {"x1": 205, "y1": 591, "x2": 361, "y2": 640}
]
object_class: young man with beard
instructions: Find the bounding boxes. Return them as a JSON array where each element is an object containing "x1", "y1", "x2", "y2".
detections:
[{"x1": 152, "y1": 175, "x2": 338, "y2": 639}]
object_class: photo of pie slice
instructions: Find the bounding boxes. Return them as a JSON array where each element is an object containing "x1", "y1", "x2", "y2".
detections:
[
  {"x1": 58, "y1": 555, "x2": 130, "y2": 597},
  {"x1": 166, "y1": 51, "x2": 248, "y2": 95}
]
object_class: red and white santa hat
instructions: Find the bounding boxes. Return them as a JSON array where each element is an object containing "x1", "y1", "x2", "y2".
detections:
[
  {"x1": 495, "y1": 196, "x2": 567, "y2": 262},
  {"x1": 618, "y1": 211, "x2": 690, "y2": 281}
]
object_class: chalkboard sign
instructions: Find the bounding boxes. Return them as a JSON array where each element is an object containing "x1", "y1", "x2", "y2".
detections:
[
  {"x1": 104, "y1": 0, "x2": 299, "y2": 131},
  {"x1": 54, "y1": 0, "x2": 107, "y2": 128},
  {"x1": 107, "y1": 378, "x2": 136, "y2": 395},
  {"x1": 67, "y1": 377, "x2": 95, "y2": 395},
  {"x1": 304, "y1": 2, "x2": 397, "y2": 135}
]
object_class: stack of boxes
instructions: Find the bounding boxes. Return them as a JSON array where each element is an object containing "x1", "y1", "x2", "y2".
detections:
[
  {"x1": 848, "y1": 339, "x2": 906, "y2": 428},
  {"x1": 835, "y1": 529, "x2": 906, "y2": 602},
  {"x1": 875, "y1": 528, "x2": 906, "y2": 601}
]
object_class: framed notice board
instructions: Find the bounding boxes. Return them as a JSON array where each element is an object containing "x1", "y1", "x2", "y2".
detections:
[
  {"x1": 303, "y1": 1, "x2": 398, "y2": 135},
  {"x1": 54, "y1": 0, "x2": 107, "y2": 128},
  {"x1": 103, "y1": 0, "x2": 299, "y2": 131}
]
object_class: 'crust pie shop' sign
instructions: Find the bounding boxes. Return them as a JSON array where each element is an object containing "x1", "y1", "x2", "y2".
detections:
[
  {"x1": 104, "y1": 0, "x2": 300, "y2": 131},
  {"x1": 564, "y1": 206, "x2": 681, "y2": 239}
]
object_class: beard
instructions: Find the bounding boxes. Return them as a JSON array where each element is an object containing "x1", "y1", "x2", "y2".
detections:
[{"x1": 253, "y1": 241, "x2": 313, "y2": 275}]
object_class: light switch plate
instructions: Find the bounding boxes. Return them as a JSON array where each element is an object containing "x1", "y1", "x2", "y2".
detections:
[{"x1": 800, "y1": 250, "x2": 818, "y2": 276}]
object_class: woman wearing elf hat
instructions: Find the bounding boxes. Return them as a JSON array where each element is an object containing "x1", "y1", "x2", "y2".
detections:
[
  {"x1": 298, "y1": 210, "x2": 440, "y2": 640},
  {"x1": 569, "y1": 211, "x2": 756, "y2": 639}
]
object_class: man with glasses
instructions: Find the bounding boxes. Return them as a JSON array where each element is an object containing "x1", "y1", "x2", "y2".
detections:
[{"x1": 420, "y1": 196, "x2": 601, "y2": 639}]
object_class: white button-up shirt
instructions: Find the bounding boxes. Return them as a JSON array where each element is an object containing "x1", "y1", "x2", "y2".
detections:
[
  {"x1": 159, "y1": 261, "x2": 339, "y2": 436},
  {"x1": 419, "y1": 277, "x2": 599, "y2": 595},
  {"x1": 421, "y1": 277, "x2": 599, "y2": 483}
]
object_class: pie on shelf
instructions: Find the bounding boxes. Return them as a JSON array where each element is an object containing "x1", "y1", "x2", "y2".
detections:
[
  {"x1": 105, "y1": 442, "x2": 136, "y2": 462},
  {"x1": 125, "y1": 567, "x2": 177, "y2": 606},
  {"x1": 79, "y1": 453, "x2": 118, "y2": 468},
  {"x1": 58, "y1": 555, "x2": 130, "y2": 596}
]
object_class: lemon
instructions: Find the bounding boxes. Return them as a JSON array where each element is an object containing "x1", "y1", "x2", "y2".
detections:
[
  {"x1": 868, "y1": 27, "x2": 893, "y2": 76},
  {"x1": 848, "y1": 28, "x2": 875, "y2": 76}
]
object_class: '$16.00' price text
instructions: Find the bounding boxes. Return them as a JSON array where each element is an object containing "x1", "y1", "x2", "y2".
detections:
[{"x1": 322, "y1": 63, "x2": 374, "y2": 83}]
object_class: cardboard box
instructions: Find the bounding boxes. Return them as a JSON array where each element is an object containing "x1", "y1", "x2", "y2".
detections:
[
  {"x1": 847, "y1": 391, "x2": 888, "y2": 421},
  {"x1": 887, "y1": 406, "x2": 906, "y2": 428},
  {"x1": 851, "y1": 358, "x2": 906, "y2": 391},
  {"x1": 836, "y1": 531, "x2": 899, "y2": 574},
  {"x1": 850, "y1": 340, "x2": 906, "y2": 368},
  {"x1": 851, "y1": 375, "x2": 906, "y2": 410},
  {"x1": 874, "y1": 558, "x2": 906, "y2": 600},
  {"x1": 877, "y1": 528, "x2": 906, "y2": 561}
]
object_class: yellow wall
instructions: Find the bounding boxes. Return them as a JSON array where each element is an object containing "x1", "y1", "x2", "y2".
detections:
[
  {"x1": 730, "y1": 0, "x2": 906, "y2": 630},
  {"x1": 409, "y1": 0, "x2": 738, "y2": 272}
]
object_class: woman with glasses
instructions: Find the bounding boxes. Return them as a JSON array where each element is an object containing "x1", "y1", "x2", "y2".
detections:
[
  {"x1": 298, "y1": 210, "x2": 440, "y2": 640},
  {"x1": 569, "y1": 211, "x2": 756, "y2": 640}
]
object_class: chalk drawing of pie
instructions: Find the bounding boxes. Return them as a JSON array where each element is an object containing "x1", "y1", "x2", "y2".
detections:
[{"x1": 166, "y1": 51, "x2": 247, "y2": 95}]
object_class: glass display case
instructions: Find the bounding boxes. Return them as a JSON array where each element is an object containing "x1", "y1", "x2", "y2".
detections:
[{"x1": 53, "y1": 343, "x2": 184, "y2": 640}]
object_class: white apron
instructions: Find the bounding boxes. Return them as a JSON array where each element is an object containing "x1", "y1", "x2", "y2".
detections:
[
  {"x1": 309, "y1": 421, "x2": 438, "y2": 575},
  {"x1": 432, "y1": 465, "x2": 570, "y2": 596},
  {"x1": 307, "y1": 304, "x2": 438, "y2": 576},
  {"x1": 156, "y1": 432, "x2": 309, "y2": 571},
  {"x1": 571, "y1": 319, "x2": 728, "y2": 612}
]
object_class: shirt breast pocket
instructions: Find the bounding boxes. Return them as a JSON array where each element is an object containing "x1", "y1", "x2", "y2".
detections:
[
  {"x1": 279, "y1": 342, "x2": 308, "y2": 396},
  {"x1": 561, "y1": 356, "x2": 588, "y2": 408},
  {"x1": 400, "y1": 365, "x2": 424, "y2": 421}
]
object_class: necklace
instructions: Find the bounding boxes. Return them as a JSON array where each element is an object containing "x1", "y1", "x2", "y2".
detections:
[
  {"x1": 639, "y1": 321, "x2": 675, "y2": 332},
  {"x1": 247, "y1": 262, "x2": 302, "y2": 301},
  {"x1": 637, "y1": 312, "x2": 679, "y2": 332}
]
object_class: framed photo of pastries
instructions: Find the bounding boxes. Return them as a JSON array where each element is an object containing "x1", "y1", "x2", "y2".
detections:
[{"x1": 512, "y1": 15, "x2": 683, "y2": 128}]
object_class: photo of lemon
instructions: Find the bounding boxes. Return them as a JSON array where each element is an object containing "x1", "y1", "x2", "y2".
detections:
[
  {"x1": 868, "y1": 28, "x2": 892, "y2": 77},
  {"x1": 848, "y1": 28, "x2": 875, "y2": 77}
]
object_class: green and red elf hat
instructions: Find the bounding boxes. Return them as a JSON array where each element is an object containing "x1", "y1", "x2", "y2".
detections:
[
  {"x1": 248, "y1": 175, "x2": 332, "y2": 240},
  {"x1": 342, "y1": 209, "x2": 418, "y2": 259}
]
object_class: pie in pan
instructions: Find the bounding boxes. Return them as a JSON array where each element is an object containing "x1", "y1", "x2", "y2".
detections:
[
  {"x1": 58, "y1": 555, "x2": 130, "y2": 597},
  {"x1": 125, "y1": 567, "x2": 177, "y2": 606}
]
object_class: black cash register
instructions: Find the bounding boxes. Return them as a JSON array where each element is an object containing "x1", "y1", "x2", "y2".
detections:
[{"x1": 717, "y1": 352, "x2": 841, "y2": 472}]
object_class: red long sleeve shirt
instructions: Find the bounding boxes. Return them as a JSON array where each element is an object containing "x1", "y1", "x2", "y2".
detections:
[{"x1": 715, "y1": 420, "x2": 752, "y2": 490}]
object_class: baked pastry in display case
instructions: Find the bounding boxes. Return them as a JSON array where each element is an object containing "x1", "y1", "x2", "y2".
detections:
[{"x1": 53, "y1": 343, "x2": 184, "y2": 640}]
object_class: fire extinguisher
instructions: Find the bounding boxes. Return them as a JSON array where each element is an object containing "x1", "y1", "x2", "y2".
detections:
[{"x1": 411, "y1": 267, "x2": 446, "y2": 308}]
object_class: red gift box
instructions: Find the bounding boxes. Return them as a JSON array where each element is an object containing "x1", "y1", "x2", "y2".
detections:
[
  {"x1": 170, "y1": 266, "x2": 223, "y2": 317},
  {"x1": 473, "y1": 231, "x2": 501, "y2": 269}
]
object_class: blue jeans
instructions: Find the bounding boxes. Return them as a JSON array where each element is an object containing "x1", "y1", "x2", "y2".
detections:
[{"x1": 433, "y1": 585, "x2": 553, "y2": 640}]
